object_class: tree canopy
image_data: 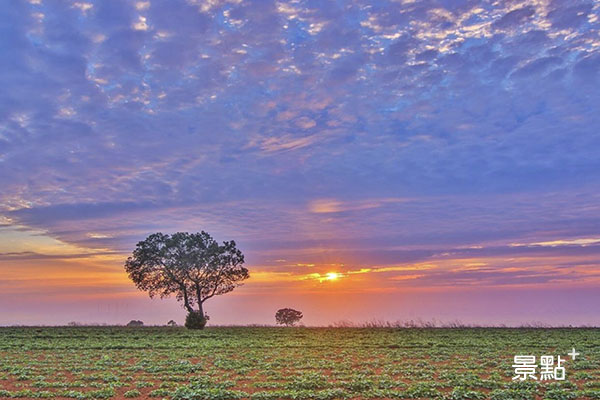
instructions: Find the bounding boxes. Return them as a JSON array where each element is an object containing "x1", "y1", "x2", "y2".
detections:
[
  {"x1": 124, "y1": 232, "x2": 249, "y2": 326},
  {"x1": 275, "y1": 308, "x2": 303, "y2": 326}
]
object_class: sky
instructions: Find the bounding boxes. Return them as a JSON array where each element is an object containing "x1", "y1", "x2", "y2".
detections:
[{"x1": 1, "y1": 0, "x2": 600, "y2": 326}]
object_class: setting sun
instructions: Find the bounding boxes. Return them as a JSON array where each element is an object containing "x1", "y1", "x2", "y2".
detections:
[{"x1": 325, "y1": 272, "x2": 340, "y2": 281}]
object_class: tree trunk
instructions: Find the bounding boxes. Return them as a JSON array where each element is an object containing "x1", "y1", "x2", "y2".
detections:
[
  {"x1": 197, "y1": 300, "x2": 204, "y2": 316},
  {"x1": 195, "y1": 283, "x2": 204, "y2": 316},
  {"x1": 182, "y1": 287, "x2": 194, "y2": 313}
]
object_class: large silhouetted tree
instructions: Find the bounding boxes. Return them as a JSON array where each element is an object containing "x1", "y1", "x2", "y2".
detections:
[{"x1": 125, "y1": 232, "x2": 248, "y2": 329}]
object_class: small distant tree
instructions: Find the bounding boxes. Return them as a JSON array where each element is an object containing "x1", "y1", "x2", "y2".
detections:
[
  {"x1": 275, "y1": 308, "x2": 303, "y2": 326},
  {"x1": 127, "y1": 320, "x2": 144, "y2": 327},
  {"x1": 124, "y1": 232, "x2": 249, "y2": 330},
  {"x1": 167, "y1": 320, "x2": 177, "y2": 327}
]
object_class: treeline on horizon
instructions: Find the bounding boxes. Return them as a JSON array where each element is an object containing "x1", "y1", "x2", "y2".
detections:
[{"x1": 3, "y1": 319, "x2": 599, "y2": 329}]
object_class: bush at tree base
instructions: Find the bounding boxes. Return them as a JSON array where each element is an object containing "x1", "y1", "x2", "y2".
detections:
[{"x1": 185, "y1": 311, "x2": 208, "y2": 329}]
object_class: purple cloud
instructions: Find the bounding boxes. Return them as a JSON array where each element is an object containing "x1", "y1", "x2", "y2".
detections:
[{"x1": 1, "y1": 0, "x2": 600, "y2": 325}]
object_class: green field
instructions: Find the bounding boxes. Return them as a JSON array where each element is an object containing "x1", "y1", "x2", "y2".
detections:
[{"x1": 0, "y1": 327, "x2": 599, "y2": 399}]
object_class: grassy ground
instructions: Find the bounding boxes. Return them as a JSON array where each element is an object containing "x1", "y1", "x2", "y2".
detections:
[{"x1": 0, "y1": 327, "x2": 599, "y2": 399}]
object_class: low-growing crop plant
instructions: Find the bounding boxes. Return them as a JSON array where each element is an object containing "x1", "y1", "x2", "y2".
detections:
[
  {"x1": 0, "y1": 326, "x2": 597, "y2": 400},
  {"x1": 123, "y1": 389, "x2": 142, "y2": 398}
]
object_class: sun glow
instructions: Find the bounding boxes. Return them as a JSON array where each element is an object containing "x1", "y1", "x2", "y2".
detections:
[{"x1": 325, "y1": 272, "x2": 340, "y2": 281}]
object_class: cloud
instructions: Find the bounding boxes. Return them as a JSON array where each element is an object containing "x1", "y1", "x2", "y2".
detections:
[
  {"x1": 510, "y1": 238, "x2": 600, "y2": 248},
  {"x1": 547, "y1": 3, "x2": 594, "y2": 30},
  {"x1": 308, "y1": 198, "x2": 408, "y2": 213},
  {"x1": 492, "y1": 6, "x2": 535, "y2": 30},
  {"x1": 0, "y1": 251, "x2": 116, "y2": 261},
  {"x1": 250, "y1": 134, "x2": 320, "y2": 153},
  {"x1": 1, "y1": 0, "x2": 600, "y2": 304}
]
